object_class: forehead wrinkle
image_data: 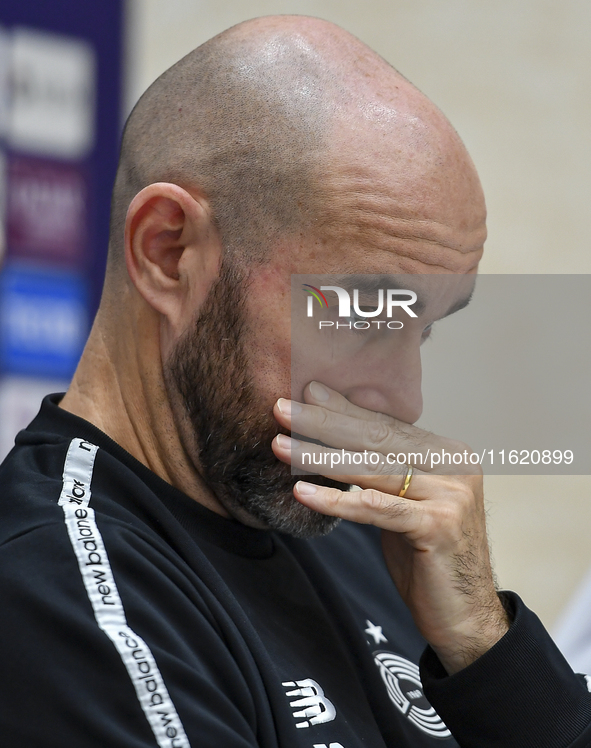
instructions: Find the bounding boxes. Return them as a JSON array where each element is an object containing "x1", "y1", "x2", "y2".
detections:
[
  {"x1": 315, "y1": 240, "x2": 483, "y2": 275},
  {"x1": 319, "y1": 202, "x2": 486, "y2": 251},
  {"x1": 367, "y1": 254, "x2": 482, "y2": 274},
  {"x1": 319, "y1": 160, "x2": 485, "y2": 222},
  {"x1": 316, "y1": 199, "x2": 486, "y2": 270},
  {"x1": 313, "y1": 146, "x2": 486, "y2": 272},
  {"x1": 370, "y1": 245, "x2": 484, "y2": 273}
]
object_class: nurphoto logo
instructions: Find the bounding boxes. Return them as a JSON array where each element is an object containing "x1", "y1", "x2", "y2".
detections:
[{"x1": 303, "y1": 284, "x2": 418, "y2": 330}]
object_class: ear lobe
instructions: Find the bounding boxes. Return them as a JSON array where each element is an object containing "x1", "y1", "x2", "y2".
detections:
[{"x1": 124, "y1": 182, "x2": 220, "y2": 326}]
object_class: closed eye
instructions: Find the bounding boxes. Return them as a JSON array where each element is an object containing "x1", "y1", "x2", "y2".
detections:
[{"x1": 421, "y1": 323, "x2": 434, "y2": 343}]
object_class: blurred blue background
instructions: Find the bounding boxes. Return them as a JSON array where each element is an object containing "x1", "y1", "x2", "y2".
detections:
[{"x1": 0, "y1": 0, "x2": 124, "y2": 456}]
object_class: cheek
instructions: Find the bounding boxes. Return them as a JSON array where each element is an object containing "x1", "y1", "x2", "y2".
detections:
[
  {"x1": 241, "y1": 261, "x2": 297, "y2": 402},
  {"x1": 243, "y1": 303, "x2": 293, "y2": 404}
]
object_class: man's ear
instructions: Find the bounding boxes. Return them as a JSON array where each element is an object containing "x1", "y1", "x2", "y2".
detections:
[{"x1": 124, "y1": 182, "x2": 221, "y2": 330}]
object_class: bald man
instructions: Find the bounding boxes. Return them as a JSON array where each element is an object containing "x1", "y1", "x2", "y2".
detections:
[{"x1": 1, "y1": 16, "x2": 590, "y2": 748}]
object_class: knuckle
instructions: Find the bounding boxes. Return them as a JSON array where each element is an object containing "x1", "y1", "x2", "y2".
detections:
[
  {"x1": 360, "y1": 488, "x2": 384, "y2": 510},
  {"x1": 365, "y1": 453, "x2": 384, "y2": 474},
  {"x1": 446, "y1": 502, "x2": 464, "y2": 526},
  {"x1": 447, "y1": 438, "x2": 471, "y2": 454},
  {"x1": 360, "y1": 489, "x2": 410, "y2": 522},
  {"x1": 325, "y1": 488, "x2": 342, "y2": 509},
  {"x1": 433, "y1": 476, "x2": 476, "y2": 507},
  {"x1": 454, "y1": 483, "x2": 477, "y2": 509},
  {"x1": 431, "y1": 502, "x2": 463, "y2": 533},
  {"x1": 317, "y1": 408, "x2": 331, "y2": 433},
  {"x1": 363, "y1": 420, "x2": 391, "y2": 449},
  {"x1": 466, "y1": 460, "x2": 484, "y2": 478}
]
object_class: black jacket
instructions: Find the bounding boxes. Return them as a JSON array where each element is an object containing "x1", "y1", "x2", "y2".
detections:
[{"x1": 1, "y1": 395, "x2": 590, "y2": 747}]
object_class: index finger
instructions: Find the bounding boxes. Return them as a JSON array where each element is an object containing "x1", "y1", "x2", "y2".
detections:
[{"x1": 303, "y1": 381, "x2": 419, "y2": 440}]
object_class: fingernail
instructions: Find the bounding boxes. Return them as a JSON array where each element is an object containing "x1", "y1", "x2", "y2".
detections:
[
  {"x1": 277, "y1": 398, "x2": 302, "y2": 415},
  {"x1": 296, "y1": 481, "x2": 318, "y2": 495},
  {"x1": 309, "y1": 382, "x2": 329, "y2": 401},
  {"x1": 276, "y1": 434, "x2": 300, "y2": 449}
]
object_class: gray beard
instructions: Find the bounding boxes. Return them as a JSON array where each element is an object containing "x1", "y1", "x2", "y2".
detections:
[{"x1": 163, "y1": 262, "x2": 343, "y2": 538}]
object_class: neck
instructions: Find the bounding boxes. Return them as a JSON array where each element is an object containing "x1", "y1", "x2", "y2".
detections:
[{"x1": 60, "y1": 304, "x2": 227, "y2": 517}]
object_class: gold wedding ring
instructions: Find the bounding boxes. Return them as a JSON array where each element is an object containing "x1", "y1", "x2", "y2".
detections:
[{"x1": 398, "y1": 465, "x2": 414, "y2": 497}]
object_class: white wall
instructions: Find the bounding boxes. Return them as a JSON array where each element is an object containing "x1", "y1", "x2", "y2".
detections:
[{"x1": 125, "y1": 0, "x2": 591, "y2": 627}]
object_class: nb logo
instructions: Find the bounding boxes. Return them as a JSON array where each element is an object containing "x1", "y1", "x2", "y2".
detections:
[
  {"x1": 313, "y1": 744, "x2": 345, "y2": 748},
  {"x1": 282, "y1": 678, "x2": 337, "y2": 729}
]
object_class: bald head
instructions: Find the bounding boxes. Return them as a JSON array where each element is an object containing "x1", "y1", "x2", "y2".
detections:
[{"x1": 108, "y1": 16, "x2": 478, "y2": 280}]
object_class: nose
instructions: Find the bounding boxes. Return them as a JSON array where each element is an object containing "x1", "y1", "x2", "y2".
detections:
[{"x1": 340, "y1": 338, "x2": 423, "y2": 424}]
